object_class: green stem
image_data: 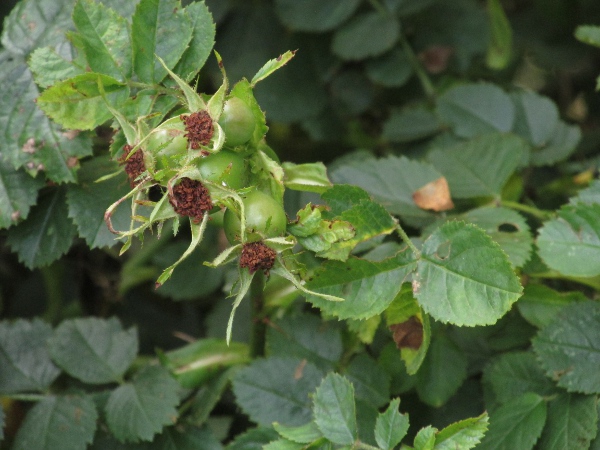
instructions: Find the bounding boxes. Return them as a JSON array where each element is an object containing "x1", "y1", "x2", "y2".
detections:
[
  {"x1": 396, "y1": 223, "x2": 421, "y2": 258},
  {"x1": 250, "y1": 271, "x2": 267, "y2": 358},
  {"x1": 401, "y1": 39, "x2": 436, "y2": 102},
  {"x1": 178, "y1": 392, "x2": 197, "y2": 416},
  {"x1": 6, "y1": 394, "x2": 46, "y2": 402},
  {"x1": 42, "y1": 262, "x2": 64, "y2": 324},
  {"x1": 499, "y1": 200, "x2": 553, "y2": 220},
  {"x1": 500, "y1": 200, "x2": 554, "y2": 220},
  {"x1": 528, "y1": 271, "x2": 600, "y2": 291}
]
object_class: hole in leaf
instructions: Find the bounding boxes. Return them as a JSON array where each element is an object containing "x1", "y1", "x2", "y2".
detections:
[
  {"x1": 498, "y1": 223, "x2": 519, "y2": 233},
  {"x1": 148, "y1": 185, "x2": 164, "y2": 202}
]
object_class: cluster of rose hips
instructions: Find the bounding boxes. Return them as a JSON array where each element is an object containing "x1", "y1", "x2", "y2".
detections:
[
  {"x1": 117, "y1": 94, "x2": 287, "y2": 275},
  {"x1": 105, "y1": 59, "x2": 341, "y2": 342}
]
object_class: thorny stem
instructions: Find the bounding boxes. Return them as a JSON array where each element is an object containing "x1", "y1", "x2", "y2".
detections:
[
  {"x1": 396, "y1": 223, "x2": 421, "y2": 258},
  {"x1": 499, "y1": 200, "x2": 553, "y2": 221},
  {"x1": 250, "y1": 271, "x2": 267, "y2": 358},
  {"x1": 401, "y1": 39, "x2": 436, "y2": 102}
]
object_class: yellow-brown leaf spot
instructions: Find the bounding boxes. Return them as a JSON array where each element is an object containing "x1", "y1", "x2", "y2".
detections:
[{"x1": 390, "y1": 317, "x2": 423, "y2": 350}]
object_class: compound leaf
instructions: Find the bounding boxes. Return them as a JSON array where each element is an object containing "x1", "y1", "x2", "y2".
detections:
[
  {"x1": 6, "y1": 187, "x2": 77, "y2": 269},
  {"x1": 477, "y1": 393, "x2": 547, "y2": 450},
  {"x1": 306, "y1": 250, "x2": 417, "y2": 320},
  {"x1": 436, "y1": 83, "x2": 515, "y2": 138},
  {"x1": 105, "y1": 365, "x2": 179, "y2": 443},
  {"x1": 538, "y1": 393, "x2": 598, "y2": 450},
  {"x1": 537, "y1": 203, "x2": 600, "y2": 277},
  {"x1": 374, "y1": 398, "x2": 409, "y2": 450},
  {"x1": 533, "y1": 301, "x2": 600, "y2": 394},
  {"x1": 12, "y1": 395, "x2": 97, "y2": 450},
  {"x1": 131, "y1": 0, "x2": 193, "y2": 83},
  {"x1": 332, "y1": 12, "x2": 400, "y2": 61},
  {"x1": 73, "y1": 0, "x2": 132, "y2": 81},
  {"x1": 48, "y1": 317, "x2": 138, "y2": 384},
  {"x1": 232, "y1": 357, "x2": 324, "y2": 427},
  {"x1": 415, "y1": 221, "x2": 522, "y2": 326},
  {"x1": 0, "y1": 319, "x2": 61, "y2": 394},
  {"x1": 428, "y1": 133, "x2": 527, "y2": 199},
  {"x1": 313, "y1": 373, "x2": 357, "y2": 445}
]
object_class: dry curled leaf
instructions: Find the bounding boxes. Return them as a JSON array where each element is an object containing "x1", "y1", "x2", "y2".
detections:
[{"x1": 413, "y1": 177, "x2": 454, "y2": 211}]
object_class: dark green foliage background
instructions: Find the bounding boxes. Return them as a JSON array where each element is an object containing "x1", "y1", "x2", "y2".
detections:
[{"x1": 2, "y1": 0, "x2": 600, "y2": 449}]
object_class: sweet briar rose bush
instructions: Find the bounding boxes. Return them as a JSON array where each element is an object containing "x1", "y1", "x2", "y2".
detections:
[{"x1": 1, "y1": 0, "x2": 600, "y2": 449}]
